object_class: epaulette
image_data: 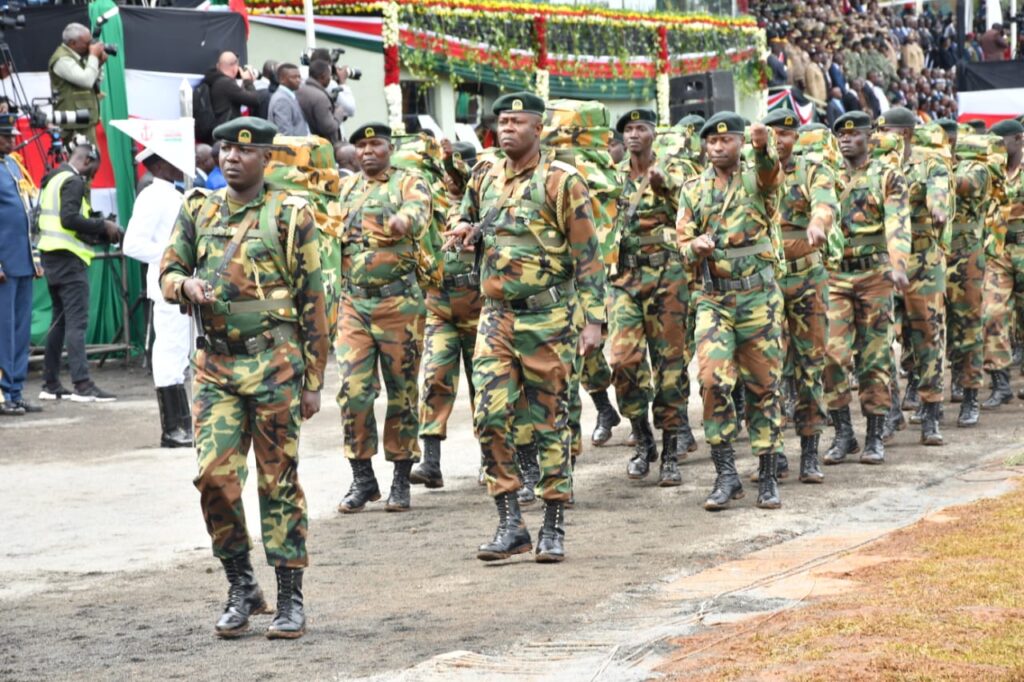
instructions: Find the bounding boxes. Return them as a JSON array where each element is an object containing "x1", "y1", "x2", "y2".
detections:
[
  {"x1": 282, "y1": 194, "x2": 309, "y2": 209},
  {"x1": 550, "y1": 159, "x2": 579, "y2": 176},
  {"x1": 184, "y1": 186, "x2": 211, "y2": 201}
]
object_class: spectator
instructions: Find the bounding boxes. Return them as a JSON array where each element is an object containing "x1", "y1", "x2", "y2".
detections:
[
  {"x1": 980, "y1": 23, "x2": 1008, "y2": 61},
  {"x1": 49, "y1": 23, "x2": 106, "y2": 146},
  {"x1": 255, "y1": 59, "x2": 280, "y2": 120},
  {"x1": 826, "y1": 86, "x2": 846, "y2": 128},
  {"x1": 202, "y1": 51, "x2": 261, "y2": 127},
  {"x1": 767, "y1": 40, "x2": 788, "y2": 87},
  {"x1": 867, "y1": 71, "x2": 891, "y2": 112},
  {"x1": 268, "y1": 63, "x2": 309, "y2": 136},
  {"x1": 804, "y1": 51, "x2": 828, "y2": 102},
  {"x1": 902, "y1": 31, "x2": 926, "y2": 75},
  {"x1": 205, "y1": 142, "x2": 226, "y2": 190},
  {"x1": 334, "y1": 142, "x2": 359, "y2": 176},
  {"x1": 194, "y1": 143, "x2": 215, "y2": 188},
  {"x1": 297, "y1": 59, "x2": 340, "y2": 145},
  {"x1": 828, "y1": 52, "x2": 848, "y2": 93}
]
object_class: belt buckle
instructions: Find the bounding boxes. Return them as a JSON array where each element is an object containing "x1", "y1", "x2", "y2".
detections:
[{"x1": 244, "y1": 335, "x2": 263, "y2": 354}]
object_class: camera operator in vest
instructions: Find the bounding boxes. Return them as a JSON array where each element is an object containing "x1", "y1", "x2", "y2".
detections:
[
  {"x1": 37, "y1": 138, "x2": 123, "y2": 403},
  {"x1": 49, "y1": 23, "x2": 106, "y2": 147}
]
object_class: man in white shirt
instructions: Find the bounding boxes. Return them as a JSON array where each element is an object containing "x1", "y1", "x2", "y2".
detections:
[{"x1": 123, "y1": 148, "x2": 192, "y2": 448}]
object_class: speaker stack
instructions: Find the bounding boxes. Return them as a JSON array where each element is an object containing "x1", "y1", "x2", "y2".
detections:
[{"x1": 668, "y1": 70, "x2": 736, "y2": 124}]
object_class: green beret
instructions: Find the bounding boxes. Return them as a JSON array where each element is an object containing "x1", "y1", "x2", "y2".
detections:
[
  {"x1": 833, "y1": 111, "x2": 872, "y2": 133},
  {"x1": 799, "y1": 122, "x2": 829, "y2": 132},
  {"x1": 616, "y1": 108, "x2": 657, "y2": 133},
  {"x1": 762, "y1": 108, "x2": 800, "y2": 130},
  {"x1": 676, "y1": 114, "x2": 706, "y2": 128},
  {"x1": 611, "y1": 131, "x2": 624, "y2": 143},
  {"x1": 213, "y1": 117, "x2": 279, "y2": 147},
  {"x1": 877, "y1": 106, "x2": 917, "y2": 129},
  {"x1": 990, "y1": 119, "x2": 1024, "y2": 137},
  {"x1": 451, "y1": 140, "x2": 477, "y2": 167},
  {"x1": 350, "y1": 122, "x2": 392, "y2": 145},
  {"x1": 492, "y1": 91, "x2": 545, "y2": 117},
  {"x1": 699, "y1": 111, "x2": 745, "y2": 139},
  {"x1": 964, "y1": 119, "x2": 988, "y2": 132},
  {"x1": 934, "y1": 118, "x2": 959, "y2": 135}
]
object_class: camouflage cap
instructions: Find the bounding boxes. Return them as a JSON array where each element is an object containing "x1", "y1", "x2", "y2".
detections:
[
  {"x1": 799, "y1": 122, "x2": 829, "y2": 132},
  {"x1": 451, "y1": 140, "x2": 477, "y2": 167},
  {"x1": 350, "y1": 122, "x2": 392, "y2": 145},
  {"x1": 493, "y1": 91, "x2": 545, "y2": 117},
  {"x1": 877, "y1": 106, "x2": 917, "y2": 129},
  {"x1": 615, "y1": 107, "x2": 657, "y2": 133},
  {"x1": 699, "y1": 111, "x2": 745, "y2": 139},
  {"x1": 213, "y1": 116, "x2": 279, "y2": 147},
  {"x1": 676, "y1": 114, "x2": 706, "y2": 128},
  {"x1": 934, "y1": 118, "x2": 959, "y2": 135},
  {"x1": 990, "y1": 118, "x2": 1024, "y2": 137},
  {"x1": 833, "y1": 111, "x2": 872, "y2": 133},
  {"x1": 762, "y1": 108, "x2": 800, "y2": 130}
]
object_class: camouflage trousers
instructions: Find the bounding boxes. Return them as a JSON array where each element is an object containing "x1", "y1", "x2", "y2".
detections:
[
  {"x1": 823, "y1": 268, "x2": 894, "y2": 416},
  {"x1": 982, "y1": 245, "x2": 1024, "y2": 372},
  {"x1": 779, "y1": 261, "x2": 829, "y2": 436},
  {"x1": 694, "y1": 284, "x2": 784, "y2": 457},
  {"x1": 419, "y1": 286, "x2": 482, "y2": 439},
  {"x1": 192, "y1": 339, "x2": 308, "y2": 568},
  {"x1": 894, "y1": 247, "x2": 946, "y2": 402},
  {"x1": 580, "y1": 345, "x2": 612, "y2": 393},
  {"x1": 336, "y1": 290, "x2": 425, "y2": 460},
  {"x1": 319, "y1": 235, "x2": 343, "y2": 347},
  {"x1": 946, "y1": 242, "x2": 986, "y2": 390},
  {"x1": 609, "y1": 260, "x2": 690, "y2": 430},
  {"x1": 474, "y1": 300, "x2": 582, "y2": 501}
]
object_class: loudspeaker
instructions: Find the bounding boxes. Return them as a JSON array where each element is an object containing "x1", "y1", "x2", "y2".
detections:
[
  {"x1": 668, "y1": 70, "x2": 736, "y2": 123},
  {"x1": 670, "y1": 101, "x2": 712, "y2": 123}
]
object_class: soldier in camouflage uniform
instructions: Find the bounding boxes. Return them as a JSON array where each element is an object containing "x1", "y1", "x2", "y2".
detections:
[
  {"x1": 413, "y1": 141, "x2": 482, "y2": 489},
  {"x1": 982, "y1": 119, "x2": 1024, "y2": 406},
  {"x1": 877, "y1": 108, "x2": 951, "y2": 445},
  {"x1": 823, "y1": 112, "x2": 911, "y2": 466},
  {"x1": 446, "y1": 92, "x2": 607, "y2": 563},
  {"x1": 160, "y1": 118, "x2": 329, "y2": 640},
  {"x1": 676, "y1": 112, "x2": 786, "y2": 511},
  {"x1": 328, "y1": 123, "x2": 432, "y2": 514},
  {"x1": 763, "y1": 109, "x2": 839, "y2": 483},
  {"x1": 611, "y1": 107, "x2": 697, "y2": 486}
]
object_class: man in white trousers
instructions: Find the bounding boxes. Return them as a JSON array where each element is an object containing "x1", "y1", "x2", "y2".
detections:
[{"x1": 124, "y1": 148, "x2": 192, "y2": 448}]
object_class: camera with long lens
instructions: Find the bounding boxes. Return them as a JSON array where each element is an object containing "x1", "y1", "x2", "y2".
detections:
[
  {"x1": 299, "y1": 47, "x2": 360, "y2": 80},
  {"x1": 11, "y1": 99, "x2": 91, "y2": 129},
  {"x1": 91, "y1": 10, "x2": 118, "y2": 56},
  {"x1": 341, "y1": 66, "x2": 361, "y2": 81}
]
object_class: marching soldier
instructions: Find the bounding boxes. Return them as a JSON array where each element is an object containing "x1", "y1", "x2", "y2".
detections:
[
  {"x1": 612, "y1": 107, "x2": 697, "y2": 486},
  {"x1": 413, "y1": 141, "x2": 482, "y2": 489},
  {"x1": 446, "y1": 92, "x2": 607, "y2": 563},
  {"x1": 982, "y1": 119, "x2": 1024, "y2": 405},
  {"x1": 160, "y1": 118, "x2": 329, "y2": 639},
  {"x1": 822, "y1": 111, "x2": 910, "y2": 466},
  {"x1": 330, "y1": 122, "x2": 432, "y2": 513},
  {"x1": 877, "y1": 107, "x2": 951, "y2": 446},
  {"x1": 762, "y1": 108, "x2": 839, "y2": 483},
  {"x1": 676, "y1": 112, "x2": 786, "y2": 511}
]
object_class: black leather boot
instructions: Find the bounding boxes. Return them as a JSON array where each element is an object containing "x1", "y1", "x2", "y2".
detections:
[
  {"x1": 626, "y1": 429, "x2": 637, "y2": 447},
  {"x1": 799, "y1": 434, "x2": 824, "y2": 483},
  {"x1": 909, "y1": 403, "x2": 925, "y2": 425},
  {"x1": 902, "y1": 374, "x2": 921, "y2": 411},
  {"x1": 755, "y1": 453, "x2": 781, "y2": 509},
  {"x1": 860, "y1": 414, "x2": 886, "y2": 464},
  {"x1": 535, "y1": 500, "x2": 565, "y2": 563},
  {"x1": 410, "y1": 436, "x2": 443, "y2": 488},
  {"x1": 516, "y1": 443, "x2": 540, "y2": 506},
  {"x1": 881, "y1": 385, "x2": 906, "y2": 443},
  {"x1": 477, "y1": 492, "x2": 532, "y2": 561},
  {"x1": 920, "y1": 401, "x2": 944, "y2": 446},
  {"x1": 982, "y1": 370, "x2": 1013, "y2": 409},
  {"x1": 266, "y1": 567, "x2": 305, "y2": 639},
  {"x1": 589, "y1": 390, "x2": 621, "y2": 446},
  {"x1": 677, "y1": 413, "x2": 698, "y2": 455},
  {"x1": 750, "y1": 452, "x2": 788, "y2": 481},
  {"x1": 823, "y1": 407, "x2": 859, "y2": 464},
  {"x1": 704, "y1": 443, "x2": 744, "y2": 511},
  {"x1": 957, "y1": 388, "x2": 980, "y2": 427},
  {"x1": 626, "y1": 416, "x2": 658, "y2": 479},
  {"x1": 657, "y1": 431, "x2": 682, "y2": 487},
  {"x1": 950, "y1": 368, "x2": 964, "y2": 403},
  {"x1": 157, "y1": 386, "x2": 192, "y2": 448},
  {"x1": 385, "y1": 460, "x2": 413, "y2": 511},
  {"x1": 337, "y1": 459, "x2": 381, "y2": 513},
  {"x1": 215, "y1": 553, "x2": 269, "y2": 638}
]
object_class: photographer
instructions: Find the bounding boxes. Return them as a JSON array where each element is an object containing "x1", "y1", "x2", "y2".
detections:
[
  {"x1": 297, "y1": 59, "x2": 340, "y2": 145},
  {"x1": 48, "y1": 23, "x2": 105, "y2": 146},
  {"x1": 202, "y1": 51, "x2": 262, "y2": 127},
  {"x1": 308, "y1": 48, "x2": 357, "y2": 138},
  {"x1": 37, "y1": 139, "x2": 122, "y2": 403}
]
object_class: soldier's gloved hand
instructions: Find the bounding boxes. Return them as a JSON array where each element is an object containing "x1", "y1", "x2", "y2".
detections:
[
  {"x1": 649, "y1": 167, "x2": 666, "y2": 194},
  {"x1": 442, "y1": 222, "x2": 478, "y2": 251},
  {"x1": 579, "y1": 322, "x2": 603, "y2": 356},
  {"x1": 749, "y1": 123, "x2": 770, "y2": 151},
  {"x1": 183, "y1": 278, "x2": 215, "y2": 304},
  {"x1": 387, "y1": 214, "x2": 410, "y2": 237},
  {"x1": 691, "y1": 234, "x2": 715, "y2": 257},
  {"x1": 300, "y1": 389, "x2": 321, "y2": 420},
  {"x1": 889, "y1": 268, "x2": 910, "y2": 293}
]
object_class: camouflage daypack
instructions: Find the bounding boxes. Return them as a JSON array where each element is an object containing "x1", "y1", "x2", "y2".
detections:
[
  {"x1": 793, "y1": 126, "x2": 845, "y2": 269},
  {"x1": 391, "y1": 132, "x2": 448, "y2": 287},
  {"x1": 957, "y1": 134, "x2": 1009, "y2": 258}
]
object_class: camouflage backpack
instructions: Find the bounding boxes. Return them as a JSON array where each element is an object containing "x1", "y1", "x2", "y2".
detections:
[
  {"x1": 391, "y1": 132, "x2": 449, "y2": 288},
  {"x1": 957, "y1": 134, "x2": 1009, "y2": 258},
  {"x1": 793, "y1": 126, "x2": 845, "y2": 269}
]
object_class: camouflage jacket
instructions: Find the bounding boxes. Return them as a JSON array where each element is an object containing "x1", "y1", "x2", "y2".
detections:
[
  {"x1": 1005, "y1": 165, "x2": 1024, "y2": 239},
  {"x1": 676, "y1": 143, "x2": 784, "y2": 280},
  {"x1": 329, "y1": 167, "x2": 432, "y2": 288},
  {"x1": 837, "y1": 158, "x2": 911, "y2": 273},
  {"x1": 615, "y1": 152, "x2": 696, "y2": 259},
  {"x1": 904, "y1": 146, "x2": 953, "y2": 250},
  {"x1": 952, "y1": 158, "x2": 991, "y2": 248},
  {"x1": 778, "y1": 154, "x2": 840, "y2": 262},
  {"x1": 159, "y1": 186, "x2": 330, "y2": 391},
  {"x1": 457, "y1": 151, "x2": 607, "y2": 324}
]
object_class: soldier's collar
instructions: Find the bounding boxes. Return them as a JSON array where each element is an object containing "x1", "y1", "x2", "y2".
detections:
[
  {"x1": 218, "y1": 185, "x2": 267, "y2": 214},
  {"x1": 502, "y1": 151, "x2": 541, "y2": 180},
  {"x1": 361, "y1": 166, "x2": 394, "y2": 183}
]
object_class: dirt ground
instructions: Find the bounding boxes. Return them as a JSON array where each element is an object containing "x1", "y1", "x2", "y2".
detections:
[{"x1": 2, "y1": 357, "x2": 1023, "y2": 681}]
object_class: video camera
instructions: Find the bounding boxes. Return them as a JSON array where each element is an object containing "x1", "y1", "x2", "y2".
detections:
[
  {"x1": 299, "y1": 47, "x2": 361, "y2": 80},
  {"x1": 11, "y1": 98, "x2": 90, "y2": 130},
  {"x1": 0, "y1": 2, "x2": 25, "y2": 30},
  {"x1": 92, "y1": 8, "x2": 118, "y2": 56}
]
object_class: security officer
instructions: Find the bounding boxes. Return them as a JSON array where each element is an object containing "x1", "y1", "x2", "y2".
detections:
[
  {"x1": 330, "y1": 122, "x2": 432, "y2": 513},
  {"x1": 413, "y1": 140, "x2": 482, "y2": 489},
  {"x1": 877, "y1": 107, "x2": 951, "y2": 446},
  {"x1": 37, "y1": 138, "x2": 122, "y2": 402},
  {"x1": 160, "y1": 117, "x2": 329, "y2": 640},
  {"x1": 612, "y1": 107, "x2": 697, "y2": 486},
  {"x1": 446, "y1": 91, "x2": 607, "y2": 563},
  {"x1": 982, "y1": 118, "x2": 1024, "y2": 405},
  {"x1": 822, "y1": 111, "x2": 910, "y2": 466},
  {"x1": 676, "y1": 112, "x2": 785, "y2": 512},
  {"x1": 763, "y1": 108, "x2": 839, "y2": 483}
]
